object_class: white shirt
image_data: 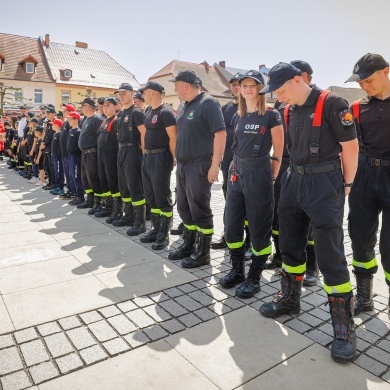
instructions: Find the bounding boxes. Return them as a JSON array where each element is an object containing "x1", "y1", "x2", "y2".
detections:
[{"x1": 18, "y1": 117, "x2": 27, "y2": 138}]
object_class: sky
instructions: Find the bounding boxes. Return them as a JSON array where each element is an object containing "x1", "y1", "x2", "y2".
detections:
[{"x1": 2, "y1": 0, "x2": 390, "y2": 89}]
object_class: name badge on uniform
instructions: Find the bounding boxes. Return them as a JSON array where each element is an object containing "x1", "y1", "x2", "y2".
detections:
[
  {"x1": 152, "y1": 115, "x2": 158, "y2": 124},
  {"x1": 124, "y1": 116, "x2": 129, "y2": 123},
  {"x1": 187, "y1": 110, "x2": 195, "y2": 120}
]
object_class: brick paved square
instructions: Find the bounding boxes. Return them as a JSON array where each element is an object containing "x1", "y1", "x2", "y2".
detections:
[
  {"x1": 224, "y1": 297, "x2": 246, "y2": 310},
  {"x1": 99, "y1": 305, "x2": 121, "y2": 318},
  {"x1": 164, "y1": 287, "x2": 183, "y2": 298},
  {"x1": 143, "y1": 305, "x2": 172, "y2": 322},
  {"x1": 178, "y1": 313, "x2": 202, "y2": 328},
  {"x1": 188, "y1": 290, "x2": 215, "y2": 306},
  {"x1": 125, "y1": 309, "x2": 155, "y2": 328},
  {"x1": 356, "y1": 338, "x2": 371, "y2": 352},
  {"x1": 300, "y1": 301, "x2": 314, "y2": 312},
  {"x1": 0, "y1": 370, "x2": 31, "y2": 390},
  {"x1": 59, "y1": 316, "x2": 82, "y2": 330},
  {"x1": 193, "y1": 307, "x2": 217, "y2": 321},
  {"x1": 354, "y1": 354, "x2": 387, "y2": 376},
  {"x1": 192, "y1": 270, "x2": 210, "y2": 278},
  {"x1": 117, "y1": 300, "x2": 138, "y2": 312},
  {"x1": 0, "y1": 334, "x2": 14, "y2": 349},
  {"x1": 274, "y1": 314, "x2": 293, "y2": 324},
  {"x1": 202, "y1": 275, "x2": 221, "y2": 285},
  {"x1": 175, "y1": 295, "x2": 203, "y2": 311},
  {"x1": 0, "y1": 347, "x2": 24, "y2": 375},
  {"x1": 190, "y1": 280, "x2": 210, "y2": 289},
  {"x1": 66, "y1": 327, "x2": 96, "y2": 350},
  {"x1": 102, "y1": 338, "x2": 130, "y2": 355},
  {"x1": 284, "y1": 319, "x2": 311, "y2": 334},
  {"x1": 88, "y1": 320, "x2": 117, "y2": 342},
  {"x1": 143, "y1": 325, "x2": 169, "y2": 341},
  {"x1": 301, "y1": 293, "x2": 327, "y2": 306},
  {"x1": 20, "y1": 339, "x2": 50, "y2": 367},
  {"x1": 202, "y1": 286, "x2": 230, "y2": 301},
  {"x1": 378, "y1": 339, "x2": 390, "y2": 353},
  {"x1": 79, "y1": 345, "x2": 108, "y2": 365},
  {"x1": 14, "y1": 328, "x2": 38, "y2": 344},
  {"x1": 80, "y1": 311, "x2": 103, "y2": 324},
  {"x1": 44, "y1": 333, "x2": 74, "y2": 358},
  {"x1": 124, "y1": 331, "x2": 150, "y2": 348},
  {"x1": 133, "y1": 296, "x2": 154, "y2": 307},
  {"x1": 299, "y1": 313, "x2": 324, "y2": 327},
  {"x1": 318, "y1": 322, "x2": 333, "y2": 336},
  {"x1": 149, "y1": 292, "x2": 170, "y2": 303},
  {"x1": 159, "y1": 301, "x2": 188, "y2": 317},
  {"x1": 208, "y1": 302, "x2": 232, "y2": 316},
  {"x1": 37, "y1": 322, "x2": 62, "y2": 336},
  {"x1": 29, "y1": 361, "x2": 59, "y2": 384},
  {"x1": 177, "y1": 283, "x2": 198, "y2": 294},
  {"x1": 305, "y1": 329, "x2": 333, "y2": 346},
  {"x1": 308, "y1": 307, "x2": 330, "y2": 321},
  {"x1": 107, "y1": 315, "x2": 137, "y2": 335},
  {"x1": 161, "y1": 319, "x2": 186, "y2": 334},
  {"x1": 356, "y1": 327, "x2": 382, "y2": 343},
  {"x1": 367, "y1": 347, "x2": 390, "y2": 365},
  {"x1": 362, "y1": 318, "x2": 390, "y2": 337},
  {"x1": 56, "y1": 353, "x2": 83, "y2": 374}
]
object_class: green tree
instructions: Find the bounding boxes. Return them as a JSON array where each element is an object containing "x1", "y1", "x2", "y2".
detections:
[{"x1": 0, "y1": 82, "x2": 22, "y2": 116}]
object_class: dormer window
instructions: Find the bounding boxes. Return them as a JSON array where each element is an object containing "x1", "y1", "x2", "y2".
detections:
[
  {"x1": 26, "y1": 62, "x2": 35, "y2": 73},
  {"x1": 19, "y1": 55, "x2": 38, "y2": 74},
  {"x1": 64, "y1": 69, "x2": 72, "y2": 78}
]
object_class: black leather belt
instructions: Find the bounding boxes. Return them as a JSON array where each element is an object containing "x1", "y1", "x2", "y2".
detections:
[
  {"x1": 81, "y1": 148, "x2": 96, "y2": 154},
  {"x1": 359, "y1": 153, "x2": 390, "y2": 167},
  {"x1": 290, "y1": 160, "x2": 341, "y2": 175},
  {"x1": 119, "y1": 142, "x2": 135, "y2": 148},
  {"x1": 144, "y1": 148, "x2": 168, "y2": 154}
]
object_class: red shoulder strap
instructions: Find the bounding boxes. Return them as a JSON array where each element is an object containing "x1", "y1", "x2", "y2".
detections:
[
  {"x1": 312, "y1": 90, "x2": 330, "y2": 127},
  {"x1": 283, "y1": 104, "x2": 290, "y2": 130},
  {"x1": 106, "y1": 116, "x2": 116, "y2": 133},
  {"x1": 351, "y1": 99, "x2": 361, "y2": 124}
]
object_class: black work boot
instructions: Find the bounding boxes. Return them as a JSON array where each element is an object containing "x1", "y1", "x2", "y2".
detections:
[
  {"x1": 235, "y1": 258, "x2": 263, "y2": 298},
  {"x1": 106, "y1": 197, "x2": 123, "y2": 224},
  {"x1": 94, "y1": 197, "x2": 113, "y2": 217},
  {"x1": 77, "y1": 193, "x2": 94, "y2": 209},
  {"x1": 303, "y1": 245, "x2": 319, "y2": 287},
  {"x1": 113, "y1": 202, "x2": 134, "y2": 227},
  {"x1": 88, "y1": 196, "x2": 102, "y2": 215},
  {"x1": 328, "y1": 293, "x2": 357, "y2": 362},
  {"x1": 265, "y1": 235, "x2": 282, "y2": 269},
  {"x1": 140, "y1": 214, "x2": 160, "y2": 243},
  {"x1": 168, "y1": 228, "x2": 197, "y2": 260},
  {"x1": 219, "y1": 256, "x2": 246, "y2": 288},
  {"x1": 181, "y1": 233, "x2": 212, "y2": 268},
  {"x1": 127, "y1": 205, "x2": 146, "y2": 236},
  {"x1": 170, "y1": 222, "x2": 184, "y2": 236},
  {"x1": 152, "y1": 215, "x2": 172, "y2": 250},
  {"x1": 211, "y1": 235, "x2": 227, "y2": 250},
  {"x1": 353, "y1": 272, "x2": 374, "y2": 315},
  {"x1": 259, "y1": 271, "x2": 303, "y2": 317}
]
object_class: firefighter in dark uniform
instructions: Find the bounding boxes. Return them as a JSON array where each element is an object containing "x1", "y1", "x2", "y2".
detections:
[
  {"x1": 139, "y1": 81, "x2": 177, "y2": 250},
  {"x1": 77, "y1": 98, "x2": 105, "y2": 212},
  {"x1": 23, "y1": 116, "x2": 38, "y2": 180},
  {"x1": 113, "y1": 83, "x2": 147, "y2": 236},
  {"x1": 167, "y1": 70, "x2": 226, "y2": 268},
  {"x1": 266, "y1": 60, "x2": 319, "y2": 288},
  {"x1": 259, "y1": 63, "x2": 359, "y2": 362},
  {"x1": 345, "y1": 53, "x2": 390, "y2": 317},
  {"x1": 219, "y1": 70, "x2": 284, "y2": 298},
  {"x1": 94, "y1": 97, "x2": 122, "y2": 223},
  {"x1": 41, "y1": 105, "x2": 56, "y2": 190}
]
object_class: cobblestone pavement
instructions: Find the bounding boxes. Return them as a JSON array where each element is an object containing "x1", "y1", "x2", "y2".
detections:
[{"x1": 0, "y1": 164, "x2": 389, "y2": 389}]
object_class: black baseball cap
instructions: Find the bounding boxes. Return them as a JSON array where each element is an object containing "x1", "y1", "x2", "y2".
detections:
[
  {"x1": 168, "y1": 70, "x2": 199, "y2": 84},
  {"x1": 80, "y1": 98, "x2": 96, "y2": 108},
  {"x1": 30, "y1": 118, "x2": 38, "y2": 124},
  {"x1": 104, "y1": 97, "x2": 117, "y2": 105},
  {"x1": 133, "y1": 92, "x2": 144, "y2": 102},
  {"x1": 259, "y1": 63, "x2": 302, "y2": 94},
  {"x1": 139, "y1": 81, "x2": 164, "y2": 94},
  {"x1": 97, "y1": 97, "x2": 105, "y2": 104},
  {"x1": 239, "y1": 70, "x2": 265, "y2": 85},
  {"x1": 45, "y1": 104, "x2": 56, "y2": 113},
  {"x1": 26, "y1": 112, "x2": 35, "y2": 118},
  {"x1": 19, "y1": 105, "x2": 27, "y2": 110},
  {"x1": 114, "y1": 83, "x2": 134, "y2": 93},
  {"x1": 56, "y1": 111, "x2": 63, "y2": 117},
  {"x1": 4, "y1": 121, "x2": 11, "y2": 126},
  {"x1": 229, "y1": 72, "x2": 242, "y2": 83},
  {"x1": 345, "y1": 53, "x2": 389, "y2": 83},
  {"x1": 290, "y1": 60, "x2": 313, "y2": 75},
  {"x1": 35, "y1": 125, "x2": 44, "y2": 132}
]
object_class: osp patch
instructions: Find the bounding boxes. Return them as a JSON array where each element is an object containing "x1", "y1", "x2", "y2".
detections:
[
  {"x1": 152, "y1": 115, "x2": 158, "y2": 124},
  {"x1": 339, "y1": 109, "x2": 354, "y2": 127}
]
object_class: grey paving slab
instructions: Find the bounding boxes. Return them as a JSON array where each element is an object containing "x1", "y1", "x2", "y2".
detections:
[
  {"x1": 37, "y1": 322, "x2": 62, "y2": 337},
  {"x1": 88, "y1": 320, "x2": 117, "y2": 342},
  {"x1": 58, "y1": 316, "x2": 82, "y2": 331},
  {"x1": 238, "y1": 343, "x2": 390, "y2": 390},
  {"x1": 56, "y1": 353, "x2": 84, "y2": 374},
  {"x1": 0, "y1": 334, "x2": 14, "y2": 349},
  {"x1": 3, "y1": 276, "x2": 119, "y2": 330},
  {"x1": 66, "y1": 328, "x2": 96, "y2": 350},
  {"x1": 143, "y1": 304, "x2": 172, "y2": 322},
  {"x1": 1, "y1": 220, "x2": 41, "y2": 234},
  {"x1": 107, "y1": 315, "x2": 137, "y2": 335},
  {"x1": 44, "y1": 333, "x2": 74, "y2": 358},
  {"x1": 36, "y1": 213, "x2": 94, "y2": 229},
  {"x1": 0, "y1": 230, "x2": 56, "y2": 250},
  {"x1": 166, "y1": 306, "x2": 313, "y2": 390},
  {"x1": 125, "y1": 309, "x2": 155, "y2": 328},
  {"x1": 0, "y1": 296, "x2": 14, "y2": 334},
  {"x1": 102, "y1": 338, "x2": 130, "y2": 355},
  {"x1": 123, "y1": 331, "x2": 150, "y2": 348},
  {"x1": 95, "y1": 260, "x2": 197, "y2": 301},
  {"x1": 38, "y1": 340, "x2": 218, "y2": 390},
  {"x1": 78, "y1": 345, "x2": 108, "y2": 366},
  {"x1": 79, "y1": 311, "x2": 102, "y2": 325},
  {"x1": 14, "y1": 328, "x2": 38, "y2": 344},
  {"x1": 0, "y1": 347, "x2": 24, "y2": 375},
  {"x1": 20, "y1": 339, "x2": 50, "y2": 367},
  {"x1": 29, "y1": 362, "x2": 59, "y2": 384},
  {"x1": 98, "y1": 305, "x2": 121, "y2": 318},
  {"x1": 0, "y1": 370, "x2": 32, "y2": 390},
  {"x1": 117, "y1": 300, "x2": 138, "y2": 313}
]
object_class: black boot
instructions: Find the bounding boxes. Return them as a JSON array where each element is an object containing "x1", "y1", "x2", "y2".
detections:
[
  {"x1": 329, "y1": 293, "x2": 357, "y2": 362},
  {"x1": 77, "y1": 193, "x2": 94, "y2": 209},
  {"x1": 235, "y1": 259, "x2": 263, "y2": 298},
  {"x1": 219, "y1": 256, "x2": 245, "y2": 288},
  {"x1": 127, "y1": 205, "x2": 146, "y2": 236},
  {"x1": 88, "y1": 196, "x2": 103, "y2": 214},
  {"x1": 170, "y1": 222, "x2": 184, "y2": 236},
  {"x1": 94, "y1": 197, "x2": 113, "y2": 217},
  {"x1": 259, "y1": 271, "x2": 303, "y2": 317},
  {"x1": 265, "y1": 235, "x2": 282, "y2": 269},
  {"x1": 168, "y1": 227, "x2": 197, "y2": 260},
  {"x1": 303, "y1": 245, "x2": 319, "y2": 287},
  {"x1": 106, "y1": 197, "x2": 123, "y2": 224},
  {"x1": 140, "y1": 214, "x2": 160, "y2": 243},
  {"x1": 152, "y1": 215, "x2": 172, "y2": 250},
  {"x1": 211, "y1": 235, "x2": 227, "y2": 249},
  {"x1": 181, "y1": 233, "x2": 212, "y2": 268},
  {"x1": 353, "y1": 272, "x2": 374, "y2": 315},
  {"x1": 113, "y1": 202, "x2": 134, "y2": 227}
]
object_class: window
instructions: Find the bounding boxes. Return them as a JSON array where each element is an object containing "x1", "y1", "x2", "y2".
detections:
[
  {"x1": 34, "y1": 89, "x2": 43, "y2": 104},
  {"x1": 14, "y1": 90, "x2": 23, "y2": 102},
  {"x1": 64, "y1": 69, "x2": 72, "y2": 78},
  {"x1": 26, "y1": 62, "x2": 35, "y2": 73},
  {"x1": 61, "y1": 91, "x2": 70, "y2": 104}
]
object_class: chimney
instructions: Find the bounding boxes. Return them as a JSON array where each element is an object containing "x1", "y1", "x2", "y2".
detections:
[
  {"x1": 259, "y1": 64, "x2": 265, "y2": 70},
  {"x1": 75, "y1": 41, "x2": 88, "y2": 49},
  {"x1": 219, "y1": 61, "x2": 226, "y2": 68},
  {"x1": 201, "y1": 61, "x2": 210, "y2": 72},
  {"x1": 44, "y1": 34, "x2": 50, "y2": 48}
]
